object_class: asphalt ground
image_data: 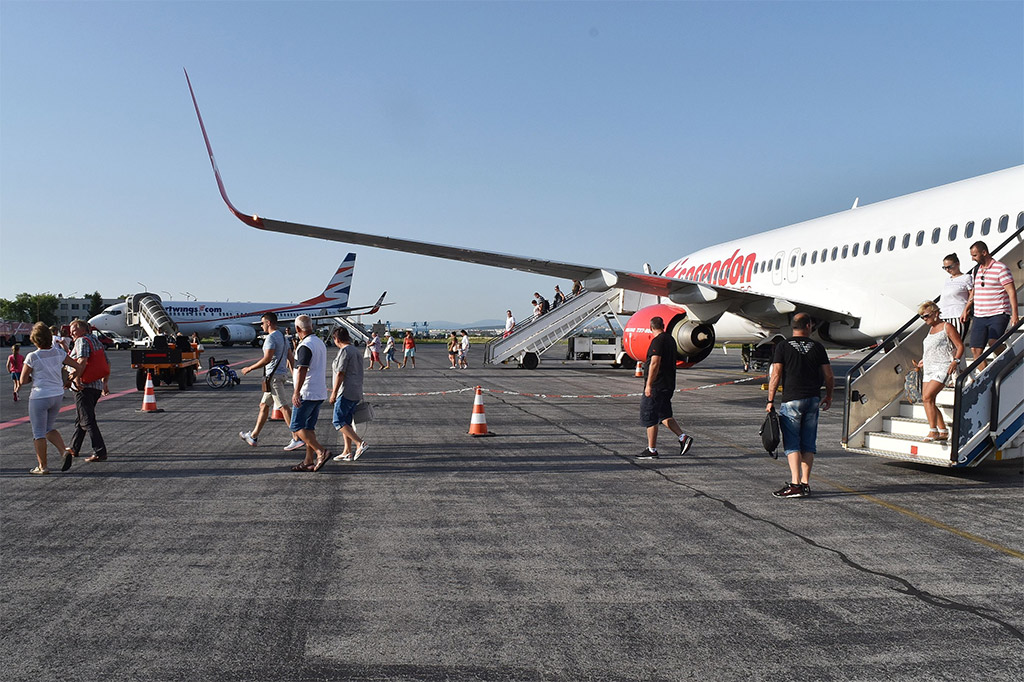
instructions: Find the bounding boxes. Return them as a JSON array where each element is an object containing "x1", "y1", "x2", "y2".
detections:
[{"x1": 1, "y1": 342, "x2": 1021, "y2": 681}]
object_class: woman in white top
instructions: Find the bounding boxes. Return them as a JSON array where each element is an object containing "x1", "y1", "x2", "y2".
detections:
[
  {"x1": 939, "y1": 253, "x2": 973, "y2": 339},
  {"x1": 914, "y1": 301, "x2": 964, "y2": 443},
  {"x1": 20, "y1": 322, "x2": 84, "y2": 474}
]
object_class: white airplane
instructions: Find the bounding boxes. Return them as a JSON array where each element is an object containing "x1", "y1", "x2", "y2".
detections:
[
  {"x1": 186, "y1": 71, "x2": 1024, "y2": 366},
  {"x1": 89, "y1": 252, "x2": 389, "y2": 345}
]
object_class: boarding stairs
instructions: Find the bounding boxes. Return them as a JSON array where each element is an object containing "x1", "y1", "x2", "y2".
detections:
[
  {"x1": 484, "y1": 288, "x2": 622, "y2": 368},
  {"x1": 327, "y1": 314, "x2": 370, "y2": 346},
  {"x1": 125, "y1": 292, "x2": 179, "y2": 339},
  {"x1": 843, "y1": 226, "x2": 1024, "y2": 467}
]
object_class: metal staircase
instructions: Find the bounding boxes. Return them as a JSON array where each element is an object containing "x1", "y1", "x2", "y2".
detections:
[
  {"x1": 843, "y1": 226, "x2": 1024, "y2": 467},
  {"x1": 327, "y1": 314, "x2": 370, "y2": 346},
  {"x1": 483, "y1": 289, "x2": 622, "y2": 368},
  {"x1": 125, "y1": 292, "x2": 179, "y2": 339}
]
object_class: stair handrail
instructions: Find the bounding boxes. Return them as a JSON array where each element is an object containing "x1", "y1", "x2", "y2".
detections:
[
  {"x1": 843, "y1": 221, "x2": 1024, "y2": 447},
  {"x1": 950, "y1": 315, "x2": 1024, "y2": 463}
]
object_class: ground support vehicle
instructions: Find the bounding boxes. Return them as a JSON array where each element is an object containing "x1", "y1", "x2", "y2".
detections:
[{"x1": 130, "y1": 340, "x2": 203, "y2": 390}]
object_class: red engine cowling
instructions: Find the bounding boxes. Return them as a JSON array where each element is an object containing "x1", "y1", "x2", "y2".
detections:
[{"x1": 622, "y1": 304, "x2": 717, "y2": 368}]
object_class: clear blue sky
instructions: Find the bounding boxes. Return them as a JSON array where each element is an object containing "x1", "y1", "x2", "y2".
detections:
[{"x1": 2, "y1": 1, "x2": 1021, "y2": 324}]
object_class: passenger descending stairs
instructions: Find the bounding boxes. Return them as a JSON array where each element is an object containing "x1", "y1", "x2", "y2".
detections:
[
  {"x1": 484, "y1": 288, "x2": 622, "y2": 368},
  {"x1": 843, "y1": 226, "x2": 1024, "y2": 467}
]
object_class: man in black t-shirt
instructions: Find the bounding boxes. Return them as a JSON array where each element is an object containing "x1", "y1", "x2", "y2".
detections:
[
  {"x1": 766, "y1": 313, "x2": 834, "y2": 498},
  {"x1": 637, "y1": 316, "x2": 694, "y2": 459}
]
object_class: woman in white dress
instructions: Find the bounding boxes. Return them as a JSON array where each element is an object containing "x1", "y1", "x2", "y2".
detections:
[
  {"x1": 939, "y1": 253, "x2": 973, "y2": 339},
  {"x1": 914, "y1": 301, "x2": 964, "y2": 443}
]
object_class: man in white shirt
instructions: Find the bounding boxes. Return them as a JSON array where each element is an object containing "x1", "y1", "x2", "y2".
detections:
[{"x1": 289, "y1": 315, "x2": 331, "y2": 472}]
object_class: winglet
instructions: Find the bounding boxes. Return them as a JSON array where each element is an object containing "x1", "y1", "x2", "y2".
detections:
[{"x1": 184, "y1": 69, "x2": 263, "y2": 228}]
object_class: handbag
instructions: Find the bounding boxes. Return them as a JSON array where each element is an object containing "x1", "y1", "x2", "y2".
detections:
[
  {"x1": 79, "y1": 336, "x2": 110, "y2": 384},
  {"x1": 759, "y1": 408, "x2": 781, "y2": 459},
  {"x1": 904, "y1": 368, "x2": 923, "y2": 404}
]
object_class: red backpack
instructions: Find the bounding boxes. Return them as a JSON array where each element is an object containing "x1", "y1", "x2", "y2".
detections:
[{"x1": 79, "y1": 336, "x2": 110, "y2": 384}]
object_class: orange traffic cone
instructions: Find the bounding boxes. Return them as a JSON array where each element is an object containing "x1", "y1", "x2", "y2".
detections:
[
  {"x1": 270, "y1": 407, "x2": 284, "y2": 421},
  {"x1": 468, "y1": 386, "x2": 493, "y2": 436},
  {"x1": 635, "y1": 360, "x2": 644, "y2": 378},
  {"x1": 137, "y1": 371, "x2": 163, "y2": 413}
]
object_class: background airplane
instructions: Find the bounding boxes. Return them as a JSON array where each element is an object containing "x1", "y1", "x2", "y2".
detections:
[
  {"x1": 186, "y1": 73, "x2": 1023, "y2": 366},
  {"x1": 89, "y1": 252, "x2": 388, "y2": 345}
]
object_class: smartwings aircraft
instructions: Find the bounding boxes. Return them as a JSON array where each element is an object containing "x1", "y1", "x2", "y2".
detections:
[
  {"x1": 186, "y1": 72, "x2": 1024, "y2": 366},
  {"x1": 89, "y1": 252, "x2": 388, "y2": 345}
]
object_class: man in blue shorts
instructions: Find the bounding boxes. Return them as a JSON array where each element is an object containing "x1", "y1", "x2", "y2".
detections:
[
  {"x1": 328, "y1": 326, "x2": 368, "y2": 462},
  {"x1": 766, "y1": 313, "x2": 834, "y2": 498},
  {"x1": 637, "y1": 316, "x2": 694, "y2": 459},
  {"x1": 289, "y1": 315, "x2": 330, "y2": 472}
]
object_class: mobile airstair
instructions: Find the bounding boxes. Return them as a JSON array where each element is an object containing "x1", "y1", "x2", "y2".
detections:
[
  {"x1": 125, "y1": 292, "x2": 179, "y2": 339},
  {"x1": 843, "y1": 227, "x2": 1024, "y2": 467},
  {"x1": 484, "y1": 289, "x2": 622, "y2": 368},
  {"x1": 327, "y1": 314, "x2": 370, "y2": 346}
]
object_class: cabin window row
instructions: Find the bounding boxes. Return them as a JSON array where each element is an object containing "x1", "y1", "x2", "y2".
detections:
[{"x1": 746, "y1": 211, "x2": 1023, "y2": 274}]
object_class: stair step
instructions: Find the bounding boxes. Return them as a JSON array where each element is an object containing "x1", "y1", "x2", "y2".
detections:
[
  {"x1": 864, "y1": 431, "x2": 953, "y2": 462},
  {"x1": 899, "y1": 403, "x2": 953, "y2": 420},
  {"x1": 883, "y1": 416, "x2": 948, "y2": 438},
  {"x1": 846, "y1": 444, "x2": 956, "y2": 467}
]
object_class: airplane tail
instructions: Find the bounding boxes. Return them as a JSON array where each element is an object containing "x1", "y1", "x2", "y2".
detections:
[{"x1": 321, "y1": 253, "x2": 356, "y2": 305}]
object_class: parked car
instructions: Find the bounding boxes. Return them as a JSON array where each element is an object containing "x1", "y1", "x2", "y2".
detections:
[{"x1": 93, "y1": 330, "x2": 133, "y2": 350}]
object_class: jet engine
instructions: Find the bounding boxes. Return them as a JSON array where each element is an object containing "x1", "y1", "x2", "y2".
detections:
[
  {"x1": 622, "y1": 304, "x2": 717, "y2": 368},
  {"x1": 218, "y1": 324, "x2": 257, "y2": 347}
]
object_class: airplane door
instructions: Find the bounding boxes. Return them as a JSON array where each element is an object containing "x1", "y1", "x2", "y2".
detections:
[
  {"x1": 787, "y1": 248, "x2": 801, "y2": 284},
  {"x1": 771, "y1": 251, "x2": 785, "y2": 286}
]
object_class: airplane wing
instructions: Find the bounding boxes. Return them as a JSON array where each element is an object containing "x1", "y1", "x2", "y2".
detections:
[
  {"x1": 186, "y1": 70, "x2": 858, "y2": 330},
  {"x1": 307, "y1": 292, "x2": 392, "y2": 321}
]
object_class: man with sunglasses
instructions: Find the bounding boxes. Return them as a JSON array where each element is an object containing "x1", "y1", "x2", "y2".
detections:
[{"x1": 966, "y1": 241, "x2": 1018, "y2": 372}]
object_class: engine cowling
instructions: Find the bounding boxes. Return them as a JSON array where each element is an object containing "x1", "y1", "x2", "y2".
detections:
[
  {"x1": 218, "y1": 324, "x2": 256, "y2": 346},
  {"x1": 622, "y1": 304, "x2": 717, "y2": 368}
]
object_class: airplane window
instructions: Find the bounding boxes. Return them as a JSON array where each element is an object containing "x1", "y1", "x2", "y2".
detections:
[
  {"x1": 1018, "y1": 212, "x2": 1024, "y2": 230},
  {"x1": 775, "y1": 257, "x2": 782, "y2": 270},
  {"x1": 811, "y1": 251, "x2": 817, "y2": 264},
  {"x1": 888, "y1": 236, "x2": 896, "y2": 251},
  {"x1": 820, "y1": 248, "x2": 827, "y2": 261},
  {"x1": 841, "y1": 245, "x2": 848, "y2": 259},
  {"x1": 948, "y1": 224, "x2": 957, "y2": 241},
  {"x1": 915, "y1": 230, "x2": 924, "y2": 246},
  {"x1": 874, "y1": 238, "x2": 883, "y2": 253},
  {"x1": 997, "y1": 214, "x2": 1008, "y2": 233},
  {"x1": 902, "y1": 234, "x2": 910, "y2": 248},
  {"x1": 790, "y1": 255, "x2": 797, "y2": 268},
  {"x1": 767, "y1": 260, "x2": 772, "y2": 272},
  {"x1": 981, "y1": 218, "x2": 991, "y2": 235},
  {"x1": 931, "y1": 227, "x2": 941, "y2": 244},
  {"x1": 831, "y1": 246, "x2": 838, "y2": 260},
  {"x1": 852, "y1": 243, "x2": 859, "y2": 257},
  {"x1": 800, "y1": 253, "x2": 807, "y2": 266},
  {"x1": 964, "y1": 221, "x2": 974, "y2": 238}
]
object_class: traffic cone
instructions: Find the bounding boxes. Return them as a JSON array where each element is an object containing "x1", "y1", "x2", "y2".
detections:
[
  {"x1": 468, "y1": 386, "x2": 493, "y2": 436},
  {"x1": 137, "y1": 371, "x2": 163, "y2": 413},
  {"x1": 270, "y1": 407, "x2": 284, "y2": 421},
  {"x1": 635, "y1": 360, "x2": 644, "y2": 378}
]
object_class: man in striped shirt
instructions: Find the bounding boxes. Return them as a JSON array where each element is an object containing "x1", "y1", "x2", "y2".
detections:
[{"x1": 966, "y1": 241, "x2": 1019, "y2": 372}]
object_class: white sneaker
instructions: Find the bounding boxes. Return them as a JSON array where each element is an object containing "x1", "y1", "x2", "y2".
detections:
[
  {"x1": 239, "y1": 431, "x2": 257, "y2": 447},
  {"x1": 283, "y1": 439, "x2": 304, "y2": 451},
  {"x1": 353, "y1": 442, "x2": 369, "y2": 460}
]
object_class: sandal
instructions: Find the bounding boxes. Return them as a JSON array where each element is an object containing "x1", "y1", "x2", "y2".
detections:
[
  {"x1": 312, "y1": 450, "x2": 331, "y2": 472},
  {"x1": 936, "y1": 429, "x2": 949, "y2": 442},
  {"x1": 29, "y1": 466, "x2": 50, "y2": 475},
  {"x1": 922, "y1": 428, "x2": 939, "y2": 443},
  {"x1": 290, "y1": 462, "x2": 314, "y2": 472},
  {"x1": 65, "y1": 447, "x2": 79, "y2": 458}
]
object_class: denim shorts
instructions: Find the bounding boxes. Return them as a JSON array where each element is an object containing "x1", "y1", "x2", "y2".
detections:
[
  {"x1": 289, "y1": 399, "x2": 322, "y2": 432},
  {"x1": 778, "y1": 397, "x2": 820, "y2": 455},
  {"x1": 332, "y1": 396, "x2": 359, "y2": 429},
  {"x1": 970, "y1": 314, "x2": 1009, "y2": 348}
]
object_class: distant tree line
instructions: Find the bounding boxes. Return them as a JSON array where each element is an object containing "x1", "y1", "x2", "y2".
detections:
[{"x1": 0, "y1": 291, "x2": 106, "y2": 326}]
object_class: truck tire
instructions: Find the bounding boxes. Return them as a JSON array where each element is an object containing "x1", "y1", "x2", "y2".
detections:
[
  {"x1": 178, "y1": 369, "x2": 188, "y2": 390},
  {"x1": 520, "y1": 352, "x2": 539, "y2": 370},
  {"x1": 136, "y1": 369, "x2": 147, "y2": 391}
]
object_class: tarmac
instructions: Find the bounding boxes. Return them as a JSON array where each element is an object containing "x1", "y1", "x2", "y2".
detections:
[{"x1": 1, "y1": 342, "x2": 1021, "y2": 681}]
